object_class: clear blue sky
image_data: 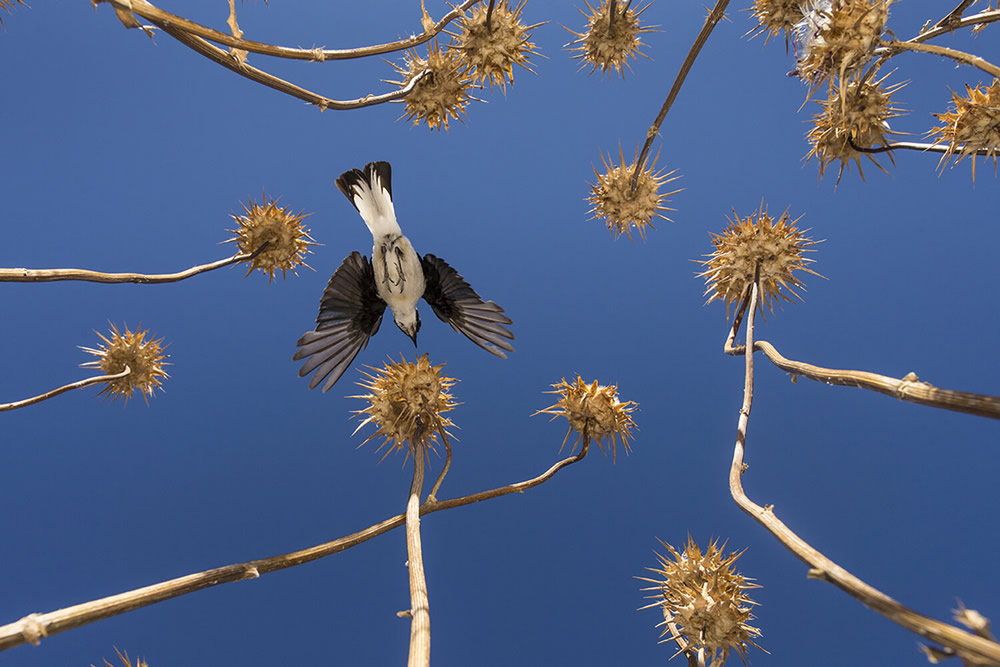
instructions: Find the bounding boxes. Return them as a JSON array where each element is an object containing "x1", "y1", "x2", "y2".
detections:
[{"x1": 2, "y1": 2, "x2": 998, "y2": 665}]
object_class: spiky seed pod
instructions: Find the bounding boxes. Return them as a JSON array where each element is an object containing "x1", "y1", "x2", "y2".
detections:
[
  {"x1": 353, "y1": 355, "x2": 458, "y2": 456},
  {"x1": 388, "y1": 41, "x2": 474, "y2": 131},
  {"x1": 587, "y1": 149, "x2": 681, "y2": 241},
  {"x1": 748, "y1": 0, "x2": 806, "y2": 45},
  {"x1": 80, "y1": 324, "x2": 169, "y2": 404},
  {"x1": 453, "y1": 0, "x2": 542, "y2": 92},
  {"x1": 101, "y1": 647, "x2": 149, "y2": 667},
  {"x1": 806, "y1": 69, "x2": 905, "y2": 183},
  {"x1": 226, "y1": 193, "x2": 315, "y2": 283},
  {"x1": 929, "y1": 80, "x2": 1000, "y2": 183},
  {"x1": 535, "y1": 376, "x2": 636, "y2": 461},
  {"x1": 567, "y1": 0, "x2": 655, "y2": 77},
  {"x1": 639, "y1": 538, "x2": 763, "y2": 666},
  {"x1": 795, "y1": 0, "x2": 889, "y2": 84},
  {"x1": 698, "y1": 204, "x2": 821, "y2": 317}
]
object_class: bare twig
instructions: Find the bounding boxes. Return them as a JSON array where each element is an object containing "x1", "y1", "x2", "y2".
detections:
[
  {"x1": 0, "y1": 251, "x2": 260, "y2": 284},
  {"x1": 933, "y1": 0, "x2": 977, "y2": 31},
  {"x1": 405, "y1": 448, "x2": 430, "y2": 667},
  {"x1": 880, "y1": 39, "x2": 1000, "y2": 78},
  {"x1": 0, "y1": 368, "x2": 131, "y2": 413},
  {"x1": 631, "y1": 0, "x2": 730, "y2": 191},
  {"x1": 0, "y1": 444, "x2": 588, "y2": 651},
  {"x1": 726, "y1": 337, "x2": 1000, "y2": 420},
  {"x1": 729, "y1": 278, "x2": 1000, "y2": 666},
  {"x1": 156, "y1": 21, "x2": 430, "y2": 111},
  {"x1": 427, "y1": 429, "x2": 452, "y2": 503},
  {"x1": 912, "y1": 8, "x2": 1000, "y2": 44},
  {"x1": 98, "y1": 0, "x2": 478, "y2": 61}
]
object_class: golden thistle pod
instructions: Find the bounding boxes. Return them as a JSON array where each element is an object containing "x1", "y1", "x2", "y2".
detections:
[
  {"x1": 226, "y1": 193, "x2": 315, "y2": 283},
  {"x1": 748, "y1": 0, "x2": 806, "y2": 45},
  {"x1": 453, "y1": 0, "x2": 542, "y2": 92},
  {"x1": 698, "y1": 204, "x2": 821, "y2": 317},
  {"x1": 806, "y1": 69, "x2": 905, "y2": 183},
  {"x1": 929, "y1": 79, "x2": 1000, "y2": 183},
  {"x1": 567, "y1": 0, "x2": 655, "y2": 77},
  {"x1": 535, "y1": 376, "x2": 636, "y2": 461},
  {"x1": 353, "y1": 355, "x2": 458, "y2": 456},
  {"x1": 388, "y1": 41, "x2": 474, "y2": 131},
  {"x1": 795, "y1": 0, "x2": 890, "y2": 84},
  {"x1": 587, "y1": 148, "x2": 681, "y2": 241},
  {"x1": 639, "y1": 538, "x2": 763, "y2": 666},
  {"x1": 80, "y1": 323, "x2": 170, "y2": 404}
]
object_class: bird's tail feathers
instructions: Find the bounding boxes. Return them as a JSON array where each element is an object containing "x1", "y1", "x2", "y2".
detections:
[{"x1": 335, "y1": 161, "x2": 401, "y2": 237}]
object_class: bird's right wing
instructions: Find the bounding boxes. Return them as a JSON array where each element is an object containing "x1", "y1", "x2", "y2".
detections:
[
  {"x1": 294, "y1": 251, "x2": 387, "y2": 392},
  {"x1": 421, "y1": 254, "x2": 515, "y2": 359}
]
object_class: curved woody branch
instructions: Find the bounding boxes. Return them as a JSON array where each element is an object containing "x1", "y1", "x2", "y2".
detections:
[{"x1": 0, "y1": 368, "x2": 131, "y2": 412}]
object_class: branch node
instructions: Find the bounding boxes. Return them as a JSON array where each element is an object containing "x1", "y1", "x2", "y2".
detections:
[
  {"x1": 806, "y1": 567, "x2": 829, "y2": 581},
  {"x1": 19, "y1": 614, "x2": 47, "y2": 646},
  {"x1": 243, "y1": 566, "x2": 260, "y2": 580},
  {"x1": 397, "y1": 609, "x2": 413, "y2": 618}
]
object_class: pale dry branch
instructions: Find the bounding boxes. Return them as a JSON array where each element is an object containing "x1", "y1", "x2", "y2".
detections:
[
  {"x1": 405, "y1": 448, "x2": 430, "y2": 667},
  {"x1": 880, "y1": 39, "x2": 1000, "y2": 79},
  {"x1": 0, "y1": 251, "x2": 260, "y2": 284},
  {"x1": 912, "y1": 8, "x2": 1000, "y2": 44},
  {"x1": 98, "y1": 0, "x2": 479, "y2": 61},
  {"x1": 631, "y1": 0, "x2": 729, "y2": 191},
  {"x1": 426, "y1": 429, "x2": 453, "y2": 503},
  {"x1": 728, "y1": 279, "x2": 1000, "y2": 666},
  {"x1": 0, "y1": 368, "x2": 131, "y2": 413},
  {"x1": 0, "y1": 443, "x2": 588, "y2": 651},
  {"x1": 155, "y1": 21, "x2": 430, "y2": 111}
]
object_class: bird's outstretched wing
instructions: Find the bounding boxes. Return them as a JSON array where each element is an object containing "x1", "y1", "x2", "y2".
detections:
[
  {"x1": 421, "y1": 254, "x2": 514, "y2": 358},
  {"x1": 294, "y1": 251, "x2": 387, "y2": 392}
]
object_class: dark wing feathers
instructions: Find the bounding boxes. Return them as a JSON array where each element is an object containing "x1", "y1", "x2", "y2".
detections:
[
  {"x1": 420, "y1": 254, "x2": 514, "y2": 358},
  {"x1": 293, "y1": 251, "x2": 386, "y2": 392},
  {"x1": 335, "y1": 161, "x2": 392, "y2": 208}
]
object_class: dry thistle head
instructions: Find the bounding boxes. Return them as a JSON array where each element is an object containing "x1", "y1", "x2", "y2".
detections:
[
  {"x1": 97, "y1": 647, "x2": 149, "y2": 667},
  {"x1": 639, "y1": 538, "x2": 763, "y2": 666},
  {"x1": 795, "y1": 0, "x2": 889, "y2": 85},
  {"x1": 587, "y1": 148, "x2": 681, "y2": 241},
  {"x1": 806, "y1": 69, "x2": 905, "y2": 183},
  {"x1": 566, "y1": 0, "x2": 655, "y2": 77},
  {"x1": 225, "y1": 193, "x2": 315, "y2": 283},
  {"x1": 698, "y1": 204, "x2": 821, "y2": 317},
  {"x1": 453, "y1": 0, "x2": 542, "y2": 92},
  {"x1": 80, "y1": 324, "x2": 169, "y2": 404},
  {"x1": 748, "y1": 0, "x2": 806, "y2": 45},
  {"x1": 388, "y1": 41, "x2": 474, "y2": 131},
  {"x1": 929, "y1": 80, "x2": 1000, "y2": 183},
  {"x1": 0, "y1": 0, "x2": 26, "y2": 24},
  {"x1": 353, "y1": 355, "x2": 457, "y2": 456},
  {"x1": 535, "y1": 376, "x2": 636, "y2": 461}
]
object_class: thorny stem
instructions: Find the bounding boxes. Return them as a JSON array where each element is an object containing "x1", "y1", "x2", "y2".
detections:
[
  {"x1": 934, "y1": 0, "x2": 976, "y2": 30},
  {"x1": 0, "y1": 250, "x2": 263, "y2": 284},
  {"x1": 631, "y1": 0, "x2": 729, "y2": 192},
  {"x1": 0, "y1": 368, "x2": 131, "y2": 413},
  {"x1": 406, "y1": 447, "x2": 430, "y2": 667},
  {"x1": 910, "y1": 8, "x2": 1000, "y2": 45},
  {"x1": 156, "y1": 21, "x2": 430, "y2": 111},
  {"x1": 880, "y1": 39, "x2": 1000, "y2": 79},
  {"x1": 729, "y1": 278, "x2": 1000, "y2": 665},
  {"x1": 0, "y1": 444, "x2": 589, "y2": 651},
  {"x1": 99, "y1": 0, "x2": 479, "y2": 61},
  {"x1": 427, "y1": 429, "x2": 452, "y2": 503}
]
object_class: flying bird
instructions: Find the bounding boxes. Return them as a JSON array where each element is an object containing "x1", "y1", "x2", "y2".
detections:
[{"x1": 294, "y1": 161, "x2": 514, "y2": 392}]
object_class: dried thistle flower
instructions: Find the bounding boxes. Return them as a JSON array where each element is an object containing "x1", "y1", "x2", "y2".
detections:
[
  {"x1": 353, "y1": 355, "x2": 457, "y2": 456},
  {"x1": 806, "y1": 69, "x2": 905, "y2": 183},
  {"x1": 225, "y1": 193, "x2": 315, "y2": 283},
  {"x1": 567, "y1": 0, "x2": 655, "y2": 77},
  {"x1": 453, "y1": 0, "x2": 542, "y2": 92},
  {"x1": 0, "y1": 0, "x2": 26, "y2": 24},
  {"x1": 795, "y1": 0, "x2": 889, "y2": 85},
  {"x1": 639, "y1": 538, "x2": 763, "y2": 666},
  {"x1": 535, "y1": 376, "x2": 636, "y2": 461},
  {"x1": 748, "y1": 0, "x2": 806, "y2": 45},
  {"x1": 96, "y1": 647, "x2": 149, "y2": 667},
  {"x1": 80, "y1": 324, "x2": 169, "y2": 404},
  {"x1": 587, "y1": 148, "x2": 681, "y2": 241},
  {"x1": 929, "y1": 80, "x2": 1000, "y2": 183},
  {"x1": 388, "y1": 41, "x2": 474, "y2": 131},
  {"x1": 698, "y1": 204, "x2": 821, "y2": 316}
]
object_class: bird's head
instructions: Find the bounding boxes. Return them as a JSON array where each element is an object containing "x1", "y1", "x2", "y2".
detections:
[{"x1": 394, "y1": 309, "x2": 421, "y2": 347}]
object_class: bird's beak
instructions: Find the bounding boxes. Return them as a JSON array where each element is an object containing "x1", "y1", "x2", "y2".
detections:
[{"x1": 408, "y1": 331, "x2": 418, "y2": 347}]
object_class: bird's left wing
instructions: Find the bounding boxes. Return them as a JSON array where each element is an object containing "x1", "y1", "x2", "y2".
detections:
[
  {"x1": 294, "y1": 251, "x2": 387, "y2": 392},
  {"x1": 421, "y1": 254, "x2": 514, "y2": 358}
]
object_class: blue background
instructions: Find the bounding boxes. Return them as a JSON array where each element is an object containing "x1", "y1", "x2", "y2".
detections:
[{"x1": 2, "y1": 1, "x2": 998, "y2": 665}]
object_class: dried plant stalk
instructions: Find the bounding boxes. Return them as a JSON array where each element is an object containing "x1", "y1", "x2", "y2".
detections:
[
  {"x1": 0, "y1": 252, "x2": 258, "y2": 284},
  {"x1": 0, "y1": 369, "x2": 130, "y2": 412}
]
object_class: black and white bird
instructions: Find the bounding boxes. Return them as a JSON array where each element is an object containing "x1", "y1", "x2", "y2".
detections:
[{"x1": 294, "y1": 161, "x2": 514, "y2": 392}]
